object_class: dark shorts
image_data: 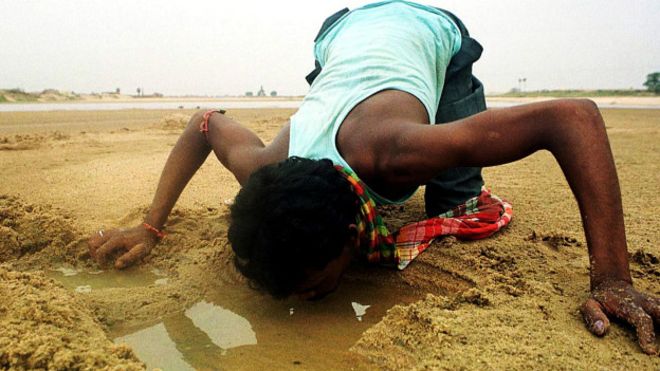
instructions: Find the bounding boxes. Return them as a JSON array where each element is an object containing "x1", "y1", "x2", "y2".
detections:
[{"x1": 307, "y1": 5, "x2": 487, "y2": 217}]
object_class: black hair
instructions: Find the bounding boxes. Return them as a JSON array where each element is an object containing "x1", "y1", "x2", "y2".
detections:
[{"x1": 228, "y1": 157, "x2": 359, "y2": 299}]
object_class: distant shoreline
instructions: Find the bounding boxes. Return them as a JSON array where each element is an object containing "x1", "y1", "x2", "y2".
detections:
[
  {"x1": 1, "y1": 97, "x2": 659, "y2": 113},
  {"x1": 0, "y1": 96, "x2": 306, "y2": 104},
  {"x1": 1, "y1": 89, "x2": 658, "y2": 110},
  {"x1": 0, "y1": 89, "x2": 305, "y2": 104},
  {"x1": 2, "y1": 88, "x2": 657, "y2": 104}
]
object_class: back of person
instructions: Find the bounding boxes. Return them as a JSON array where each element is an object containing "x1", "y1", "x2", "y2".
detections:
[{"x1": 288, "y1": 0, "x2": 462, "y2": 204}]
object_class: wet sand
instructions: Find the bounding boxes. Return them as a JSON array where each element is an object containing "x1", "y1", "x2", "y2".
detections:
[{"x1": 0, "y1": 108, "x2": 658, "y2": 369}]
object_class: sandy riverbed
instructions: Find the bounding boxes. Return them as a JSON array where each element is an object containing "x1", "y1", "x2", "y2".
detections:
[
  {"x1": 0, "y1": 107, "x2": 658, "y2": 369},
  {"x1": 487, "y1": 96, "x2": 660, "y2": 108}
]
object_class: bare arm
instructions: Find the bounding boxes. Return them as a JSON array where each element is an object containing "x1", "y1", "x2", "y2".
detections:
[
  {"x1": 144, "y1": 110, "x2": 287, "y2": 228},
  {"x1": 144, "y1": 111, "x2": 218, "y2": 230},
  {"x1": 89, "y1": 111, "x2": 287, "y2": 268},
  {"x1": 389, "y1": 99, "x2": 658, "y2": 354},
  {"x1": 399, "y1": 100, "x2": 629, "y2": 284}
]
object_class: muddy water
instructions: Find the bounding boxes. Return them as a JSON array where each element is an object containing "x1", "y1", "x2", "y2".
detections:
[
  {"x1": 113, "y1": 280, "x2": 420, "y2": 370},
  {"x1": 49, "y1": 269, "x2": 422, "y2": 370},
  {"x1": 47, "y1": 266, "x2": 165, "y2": 292}
]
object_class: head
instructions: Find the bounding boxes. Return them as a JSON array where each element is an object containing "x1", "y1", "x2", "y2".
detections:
[{"x1": 228, "y1": 157, "x2": 360, "y2": 300}]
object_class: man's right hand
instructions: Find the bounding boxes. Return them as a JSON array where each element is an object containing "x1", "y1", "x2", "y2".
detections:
[{"x1": 88, "y1": 226, "x2": 159, "y2": 269}]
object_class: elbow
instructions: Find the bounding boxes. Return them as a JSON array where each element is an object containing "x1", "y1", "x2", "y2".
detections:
[
  {"x1": 378, "y1": 128, "x2": 439, "y2": 185},
  {"x1": 544, "y1": 99, "x2": 607, "y2": 151},
  {"x1": 379, "y1": 153, "x2": 416, "y2": 185},
  {"x1": 186, "y1": 110, "x2": 206, "y2": 131},
  {"x1": 549, "y1": 99, "x2": 603, "y2": 128}
]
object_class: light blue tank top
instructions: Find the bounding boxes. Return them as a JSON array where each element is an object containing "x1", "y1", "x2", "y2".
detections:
[{"x1": 288, "y1": 0, "x2": 461, "y2": 204}]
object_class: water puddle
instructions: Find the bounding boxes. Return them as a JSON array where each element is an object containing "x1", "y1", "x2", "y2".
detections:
[
  {"x1": 47, "y1": 264, "x2": 422, "y2": 369},
  {"x1": 184, "y1": 301, "x2": 257, "y2": 350},
  {"x1": 47, "y1": 265, "x2": 165, "y2": 292},
  {"x1": 110, "y1": 277, "x2": 421, "y2": 370},
  {"x1": 114, "y1": 323, "x2": 195, "y2": 371}
]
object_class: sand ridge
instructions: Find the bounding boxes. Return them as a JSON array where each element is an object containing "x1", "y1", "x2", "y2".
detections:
[{"x1": 0, "y1": 267, "x2": 144, "y2": 370}]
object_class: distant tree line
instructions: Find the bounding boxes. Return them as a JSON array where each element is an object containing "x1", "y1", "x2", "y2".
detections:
[{"x1": 644, "y1": 72, "x2": 659, "y2": 94}]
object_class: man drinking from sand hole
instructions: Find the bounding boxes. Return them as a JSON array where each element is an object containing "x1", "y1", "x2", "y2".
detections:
[{"x1": 88, "y1": 1, "x2": 659, "y2": 355}]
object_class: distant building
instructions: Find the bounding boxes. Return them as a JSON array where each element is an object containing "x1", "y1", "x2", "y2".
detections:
[
  {"x1": 245, "y1": 91, "x2": 254, "y2": 97},
  {"x1": 270, "y1": 91, "x2": 277, "y2": 97},
  {"x1": 257, "y1": 85, "x2": 266, "y2": 97}
]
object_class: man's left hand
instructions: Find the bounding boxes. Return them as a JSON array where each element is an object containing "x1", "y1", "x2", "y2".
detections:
[{"x1": 581, "y1": 279, "x2": 659, "y2": 355}]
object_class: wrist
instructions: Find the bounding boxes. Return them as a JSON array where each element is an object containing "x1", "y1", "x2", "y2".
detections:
[
  {"x1": 142, "y1": 222, "x2": 166, "y2": 240},
  {"x1": 588, "y1": 250, "x2": 632, "y2": 290},
  {"x1": 590, "y1": 272, "x2": 632, "y2": 291},
  {"x1": 144, "y1": 211, "x2": 165, "y2": 231}
]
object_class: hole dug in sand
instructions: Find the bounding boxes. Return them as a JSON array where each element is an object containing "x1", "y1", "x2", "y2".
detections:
[
  {"x1": 108, "y1": 271, "x2": 425, "y2": 370},
  {"x1": 1, "y1": 195, "x2": 432, "y2": 370}
]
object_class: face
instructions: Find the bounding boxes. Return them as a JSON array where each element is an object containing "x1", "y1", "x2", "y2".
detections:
[{"x1": 294, "y1": 228, "x2": 358, "y2": 301}]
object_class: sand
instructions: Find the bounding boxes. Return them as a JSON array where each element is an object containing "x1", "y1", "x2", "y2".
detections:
[
  {"x1": 0, "y1": 107, "x2": 658, "y2": 369},
  {"x1": 0, "y1": 267, "x2": 143, "y2": 370},
  {"x1": 487, "y1": 96, "x2": 660, "y2": 108}
]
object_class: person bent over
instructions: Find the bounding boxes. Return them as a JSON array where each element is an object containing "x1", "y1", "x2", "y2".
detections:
[{"x1": 88, "y1": 1, "x2": 659, "y2": 355}]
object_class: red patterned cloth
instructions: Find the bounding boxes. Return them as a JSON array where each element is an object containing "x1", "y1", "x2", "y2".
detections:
[{"x1": 335, "y1": 165, "x2": 513, "y2": 270}]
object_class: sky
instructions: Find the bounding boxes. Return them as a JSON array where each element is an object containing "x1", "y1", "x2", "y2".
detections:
[{"x1": 1, "y1": 0, "x2": 658, "y2": 96}]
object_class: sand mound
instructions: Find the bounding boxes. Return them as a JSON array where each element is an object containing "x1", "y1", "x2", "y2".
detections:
[
  {"x1": 154, "y1": 114, "x2": 190, "y2": 131},
  {"x1": 0, "y1": 132, "x2": 70, "y2": 151},
  {"x1": 0, "y1": 195, "x2": 86, "y2": 268},
  {"x1": 0, "y1": 194, "x2": 238, "y2": 365},
  {"x1": 0, "y1": 267, "x2": 144, "y2": 370}
]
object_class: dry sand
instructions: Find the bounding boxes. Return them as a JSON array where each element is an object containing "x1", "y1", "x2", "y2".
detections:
[
  {"x1": 0, "y1": 107, "x2": 658, "y2": 370},
  {"x1": 487, "y1": 96, "x2": 660, "y2": 108}
]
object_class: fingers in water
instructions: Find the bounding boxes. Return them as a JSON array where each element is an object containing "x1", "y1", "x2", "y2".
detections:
[
  {"x1": 88, "y1": 229, "x2": 114, "y2": 249},
  {"x1": 115, "y1": 243, "x2": 148, "y2": 269},
  {"x1": 581, "y1": 298, "x2": 610, "y2": 336},
  {"x1": 93, "y1": 236, "x2": 126, "y2": 264}
]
